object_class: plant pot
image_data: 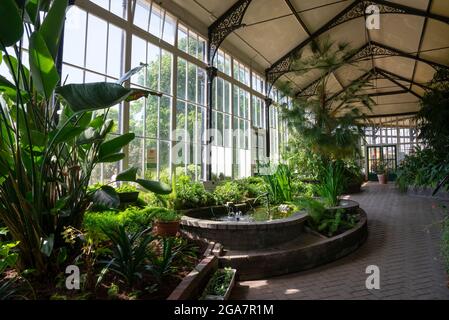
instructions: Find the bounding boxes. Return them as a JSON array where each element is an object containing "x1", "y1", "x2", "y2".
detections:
[
  {"x1": 377, "y1": 174, "x2": 387, "y2": 184},
  {"x1": 203, "y1": 269, "x2": 236, "y2": 300},
  {"x1": 155, "y1": 220, "x2": 180, "y2": 237},
  {"x1": 118, "y1": 191, "x2": 139, "y2": 203}
]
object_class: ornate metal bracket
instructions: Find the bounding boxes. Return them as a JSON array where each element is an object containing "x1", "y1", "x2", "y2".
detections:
[{"x1": 208, "y1": 0, "x2": 252, "y2": 65}]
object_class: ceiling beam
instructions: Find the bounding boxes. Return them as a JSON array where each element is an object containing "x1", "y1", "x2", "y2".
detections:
[
  {"x1": 366, "y1": 111, "x2": 418, "y2": 118},
  {"x1": 266, "y1": 0, "x2": 449, "y2": 91},
  {"x1": 207, "y1": 0, "x2": 253, "y2": 64},
  {"x1": 295, "y1": 41, "x2": 445, "y2": 97},
  {"x1": 377, "y1": 69, "x2": 423, "y2": 99}
]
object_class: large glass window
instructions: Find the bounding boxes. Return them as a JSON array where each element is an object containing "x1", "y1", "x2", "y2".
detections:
[{"x1": 61, "y1": 0, "x2": 285, "y2": 183}]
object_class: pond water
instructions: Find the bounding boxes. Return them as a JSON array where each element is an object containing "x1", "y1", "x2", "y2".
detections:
[{"x1": 208, "y1": 206, "x2": 293, "y2": 222}]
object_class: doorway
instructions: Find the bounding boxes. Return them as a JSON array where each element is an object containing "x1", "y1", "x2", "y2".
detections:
[{"x1": 367, "y1": 145, "x2": 397, "y2": 181}]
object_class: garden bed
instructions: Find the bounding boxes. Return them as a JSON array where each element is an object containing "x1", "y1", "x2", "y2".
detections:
[{"x1": 406, "y1": 186, "x2": 449, "y2": 200}]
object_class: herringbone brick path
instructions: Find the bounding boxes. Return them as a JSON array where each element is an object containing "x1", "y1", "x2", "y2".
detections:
[{"x1": 231, "y1": 183, "x2": 449, "y2": 300}]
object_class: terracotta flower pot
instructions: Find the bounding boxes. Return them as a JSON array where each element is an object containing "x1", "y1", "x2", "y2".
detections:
[
  {"x1": 155, "y1": 220, "x2": 180, "y2": 237},
  {"x1": 377, "y1": 174, "x2": 387, "y2": 184}
]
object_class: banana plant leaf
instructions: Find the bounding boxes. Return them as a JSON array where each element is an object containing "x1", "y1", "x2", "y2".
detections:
[
  {"x1": 0, "y1": 0, "x2": 24, "y2": 48},
  {"x1": 56, "y1": 83, "x2": 156, "y2": 112}
]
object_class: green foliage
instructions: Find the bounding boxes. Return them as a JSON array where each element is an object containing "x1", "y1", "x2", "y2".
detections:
[
  {"x1": 262, "y1": 164, "x2": 293, "y2": 204},
  {"x1": 396, "y1": 69, "x2": 449, "y2": 193},
  {"x1": 316, "y1": 162, "x2": 346, "y2": 207},
  {"x1": 201, "y1": 267, "x2": 234, "y2": 298},
  {"x1": 97, "y1": 226, "x2": 154, "y2": 287},
  {"x1": 214, "y1": 181, "x2": 244, "y2": 204},
  {"x1": 281, "y1": 38, "x2": 372, "y2": 164},
  {"x1": 297, "y1": 197, "x2": 356, "y2": 237},
  {"x1": 152, "y1": 208, "x2": 180, "y2": 222},
  {"x1": 147, "y1": 237, "x2": 193, "y2": 282},
  {"x1": 83, "y1": 207, "x2": 160, "y2": 241},
  {"x1": 115, "y1": 184, "x2": 138, "y2": 193},
  {"x1": 0, "y1": 2, "x2": 164, "y2": 273},
  {"x1": 170, "y1": 174, "x2": 215, "y2": 210},
  {"x1": 0, "y1": 228, "x2": 19, "y2": 274},
  {"x1": 396, "y1": 147, "x2": 449, "y2": 192},
  {"x1": 236, "y1": 176, "x2": 267, "y2": 199}
]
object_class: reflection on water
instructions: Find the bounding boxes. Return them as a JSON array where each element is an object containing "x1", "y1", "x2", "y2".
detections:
[{"x1": 209, "y1": 206, "x2": 293, "y2": 222}]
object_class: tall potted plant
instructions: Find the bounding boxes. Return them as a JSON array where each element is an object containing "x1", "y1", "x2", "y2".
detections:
[
  {"x1": 373, "y1": 160, "x2": 388, "y2": 184},
  {"x1": 0, "y1": 0, "x2": 171, "y2": 274}
]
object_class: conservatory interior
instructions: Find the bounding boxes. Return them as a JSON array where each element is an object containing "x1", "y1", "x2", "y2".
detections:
[{"x1": 1, "y1": 0, "x2": 449, "y2": 301}]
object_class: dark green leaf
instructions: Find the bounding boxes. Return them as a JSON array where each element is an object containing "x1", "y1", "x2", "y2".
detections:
[
  {"x1": 56, "y1": 83, "x2": 152, "y2": 113},
  {"x1": 29, "y1": 31, "x2": 59, "y2": 98},
  {"x1": 41, "y1": 0, "x2": 68, "y2": 58},
  {"x1": 0, "y1": 0, "x2": 24, "y2": 48},
  {"x1": 40, "y1": 234, "x2": 54, "y2": 257},
  {"x1": 98, "y1": 133, "x2": 135, "y2": 159},
  {"x1": 97, "y1": 152, "x2": 125, "y2": 163},
  {"x1": 116, "y1": 167, "x2": 138, "y2": 182},
  {"x1": 50, "y1": 125, "x2": 84, "y2": 144},
  {"x1": 92, "y1": 185, "x2": 120, "y2": 208},
  {"x1": 136, "y1": 179, "x2": 172, "y2": 195}
]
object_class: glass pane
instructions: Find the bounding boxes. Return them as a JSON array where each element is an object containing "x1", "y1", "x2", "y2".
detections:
[
  {"x1": 147, "y1": 43, "x2": 160, "y2": 91},
  {"x1": 63, "y1": 7, "x2": 86, "y2": 67},
  {"x1": 177, "y1": 58, "x2": 186, "y2": 100},
  {"x1": 160, "y1": 50, "x2": 172, "y2": 94},
  {"x1": 145, "y1": 139, "x2": 157, "y2": 179},
  {"x1": 129, "y1": 138, "x2": 144, "y2": 177},
  {"x1": 110, "y1": 0, "x2": 126, "y2": 19},
  {"x1": 85, "y1": 14, "x2": 107, "y2": 73},
  {"x1": 134, "y1": 0, "x2": 150, "y2": 31},
  {"x1": 146, "y1": 96, "x2": 158, "y2": 138},
  {"x1": 159, "y1": 96, "x2": 171, "y2": 140},
  {"x1": 197, "y1": 68, "x2": 206, "y2": 106},
  {"x1": 162, "y1": 13, "x2": 176, "y2": 45},
  {"x1": 188, "y1": 31, "x2": 198, "y2": 58},
  {"x1": 131, "y1": 35, "x2": 146, "y2": 86},
  {"x1": 149, "y1": 4, "x2": 163, "y2": 38},
  {"x1": 178, "y1": 24, "x2": 187, "y2": 52},
  {"x1": 107, "y1": 24, "x2": 124, "y2": 78},
  {"x1": 187, "y1": 63, "x2": 196, "y2": 102},
  {"x1": 129, "y1": 99, "x2": 145, "y2": 137}
]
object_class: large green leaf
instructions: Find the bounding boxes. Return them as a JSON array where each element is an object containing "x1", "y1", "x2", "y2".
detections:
[
  {"x1": 98, "y1": 153, "x2": 125, "y2": 163},
  {"x1": 41, "y1": 0, "x2": 68, "y2": 58},
  {"x1": 56, "y1": 83, "x2": 152, "y2": 113},
  {"x1": 92, "y1": 185, "x2": 120, "y2": 208},
  {"x1": 98, "y1": 133, "x2": 135, "y2": 160},
  {"x1": 29, "y1": 31, "x2": 59, "y2": 98},
  {"x1": 116, "y1": 167, "x2": 138, "y2": 182},
  {"x1": 136, "y1": 179, "x2": 172, "y2": 195},
  {"x1": 3, "y1": 54, "x2": 31, "y2": 91},
  {"x1": 0, "y1": 75, "x2": 17, "y2": 99},
  {"x1": 50, "y1": 125, "x2": 84, "y2": 144},
  {"x1": 0, "y1": 0, "x2": 24, "y2": 48}
]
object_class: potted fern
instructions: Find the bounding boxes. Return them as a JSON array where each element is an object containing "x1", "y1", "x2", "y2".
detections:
[{"x1": 152, "y1": 208, "x2": 181, "y2": 237}]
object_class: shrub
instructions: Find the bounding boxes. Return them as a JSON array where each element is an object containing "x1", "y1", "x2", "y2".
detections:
[
  {"x1": 214, "y1": 181, "x2": 244, "y2": 204},
  {"x1": 83, "y1": 207, "x2": 163, "y2": 240},
  {"x1": 115, "y1": 184, "x2": 138, "y2": 193},
  {"x1": 171, "y1": 175, "x2": 215, "y2": 210},
  {"x1": 152, "y1": 209, "x2": 181, "y2": 222}
]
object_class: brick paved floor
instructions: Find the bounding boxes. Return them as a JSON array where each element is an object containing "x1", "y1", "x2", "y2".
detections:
[{"x1": 231, "y1": 182, "x2": 449, "y2": 300}]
